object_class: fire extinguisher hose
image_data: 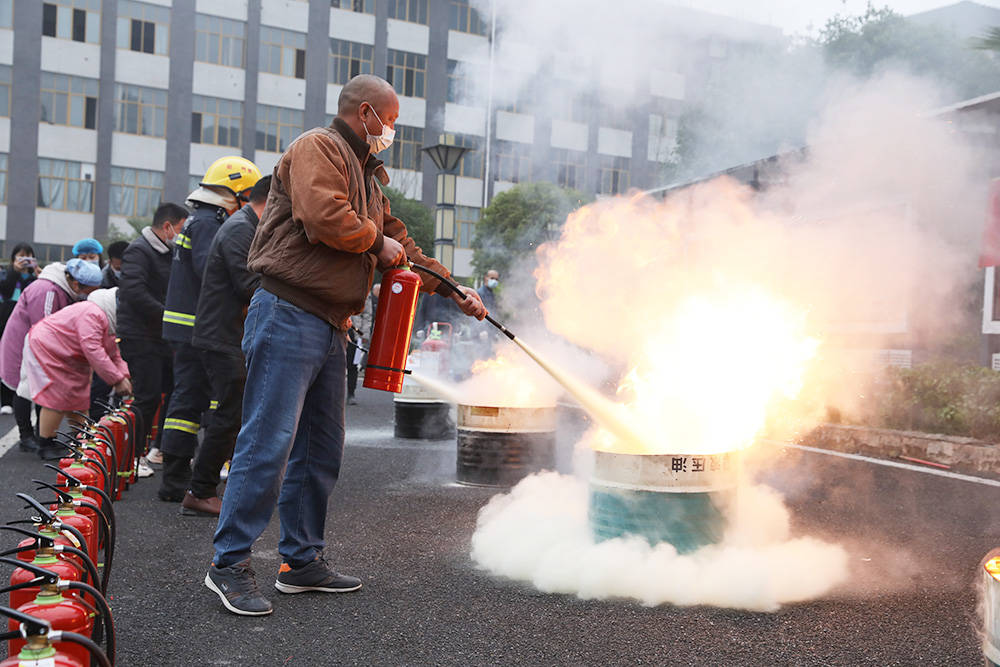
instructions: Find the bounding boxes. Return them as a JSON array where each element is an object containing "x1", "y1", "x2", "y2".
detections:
[
  {"x1": 51, "y1": 630, "x2": 112, "y2": 667},
  {"x1": 409, "y1": 264, "x2": 515, "y2": 340},
  {"x1": 66, "y1": 580, "x2": 114, "y2": 666}
]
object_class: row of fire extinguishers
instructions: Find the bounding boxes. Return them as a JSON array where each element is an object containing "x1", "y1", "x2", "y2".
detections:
[{"x1": 0, "y1": 398, "x2": 144, "y2": 667}]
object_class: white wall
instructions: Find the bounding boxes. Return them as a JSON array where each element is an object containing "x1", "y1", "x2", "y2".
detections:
[
  {"x1": 35, "y1": 210, "x2": 93, "y2": 245},
  {"x1": 444, "y1": 104, "x2": 485, "y2": 136},
  {"x1": 446, "y1": 31, "x2": 488, "y2": 63},
  {"x1": 453, "y1": 248, "x2": 474, "y2": 278},
  {"x1": 326, "y1": 83, "x2": 342, "y2": 116},
  {"x1": 260, "y1": 0, "x2": 309, "y2": 32},
  {"x1": 495, "y1": 111, "x2": 533, "y2": 144},
  {"x1": 456, "y1": 176, "x2": 483, "y2": 208},
  {"x1": 650, "y1": 70, "x2": 685, "y2": 101},
  {"x1": 597, "y1": 128, "x2": 632, "y2": 158},
  {"x1": 195, "y1": 0, "x2": 248, "y2": 21},
  {"x1": 190, "y1": 144, "x2": 237, "y2": 179},
  {"x1": 0, "y1": 207, "x2": 8, "y2": 240},
  {"x1": 493, "y1": 180, "x2": 515, "y2": 196},
  {"x1": 193, "y1": 62, "x2": 245, "y2": 100},
  {"x1": 0, "y1": 117, "x2": 11, "y2": 153},
  {"x1": 112, "y1": 134, "x2": 166, "y2": 171},
  {"x1": 386, "y1": 19, "x2": 429, "y2": 55},
  {"x1": 385, "y1": 168, "x2": 422, "y2": 200},
  {"x1": 398, "y1": 96, "x2": 426, "y2": 128},
  {"x1": 550, "y1": 120, "x2": 588, "y2": 151},
  {"x1": 254, "y1": 150, "x2": 282, "y2": 175},
  {"x1": 38, "y1": 126, "x2": 97, "y2": 163},
  {"x1": 330, "y1": 8, "x2": 375, "y2": 44},
  {"x1": 0, "y1": 29, "x2": 12, "y2": 65},
  {"x1": 115, "y1": 50, "x2": 170, "y2": 89},
  {"x1": 257, "y1": 73, "x2": 305, "y2": 109},
  {"x1": 41, "y1": 38, "x2": 100, "y2": 79}
]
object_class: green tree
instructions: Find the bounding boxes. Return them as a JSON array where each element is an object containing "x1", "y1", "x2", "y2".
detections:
[
  {"x1": 101, "y1": 216, "x2": 148, "y2": 247},
  {"x1": 380, "y1": 186, "x2": 434, "y2": 254},
  {"x1": 471, "y1": 182, "x2": 590, "y2": 278},
  {"x1": 819, "y1": 3, "x2": 1000, "y2": 98}
]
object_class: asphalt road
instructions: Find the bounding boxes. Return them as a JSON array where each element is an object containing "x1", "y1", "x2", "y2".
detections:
[{"x1": 0, "y1": 392, "x2": 994, "y2": 666}]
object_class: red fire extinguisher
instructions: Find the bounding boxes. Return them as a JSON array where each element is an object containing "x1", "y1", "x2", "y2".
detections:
[
  {"x1": 0, "y1": 558, "x2": 115, "y2": 667},
  {"x1": 0, "y1": 527, "x2": 94, "y2": 611},
  {"x1": 0, "y1": 605, "x2": 110, "y2": 667},
  {"x1": 364, "y1": 266, "x2": 423, "y2": 393}
]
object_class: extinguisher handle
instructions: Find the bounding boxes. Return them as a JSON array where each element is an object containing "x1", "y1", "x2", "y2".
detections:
[
  {"x1": 0, "y1": 556, "x2": 59, "y2": 584},
  {"x1": 0, "y1": 524, "x2": 56, "y2": 547},
  {"x1": 15, "y1": 493, "x2": 56, "y2": 524},
  {"x1": 51, "y1": 630, "x2": 111, "y2": 667},
  {"x1": 31, "y1": 480, "x2": 75, "y2": 504},
  {"x1": 0, "y1": 604, "x2": 53, "y2": 639}
]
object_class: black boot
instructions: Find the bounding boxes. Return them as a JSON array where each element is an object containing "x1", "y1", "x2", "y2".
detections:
[
  {"x1": 17, "y1": 432, "x2": 39, "y2": 453},
  {"x1": 36, "y1": 437, "x2": 64, "y2": 461},
  {"x1": 158, "y1": 453, "x2": 191, "y2": 502}
]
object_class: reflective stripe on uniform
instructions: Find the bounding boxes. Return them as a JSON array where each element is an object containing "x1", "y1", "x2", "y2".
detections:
[
  {"x1": 163, "y1": 310, "x2": 196, "y2": 326},
  {"x1": 175, "y1": 233, "x2": 193, "y2": 249},
  {"x1": 163, "y1": 418, "x2": 200, "y2": 434},
  {"x1": 209, "y1": 400, "x2": 219, "y2": 410}
]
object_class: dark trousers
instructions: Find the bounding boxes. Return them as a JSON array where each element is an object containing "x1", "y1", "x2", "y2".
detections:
[
  {"x1": 119, "y1": 337, "x2": 173, "y2": 454},
  {"x1": 189, "y1": 350, "x2": 245, "y2": 499},
  {"x1": 13, "y1": 395, "x2": 39, "y2": 440},
  {"x1": 160, "y1": 341, "x2": 211, "y2": 496},
  {"x1": 89, "y1": 374, "x2": 113, "y2": 422},
  {"x1": 1, "y1": 383, "x2": 13, "y2": 408}
]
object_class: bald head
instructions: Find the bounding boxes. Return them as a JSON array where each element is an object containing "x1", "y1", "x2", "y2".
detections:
[
  {"x1": 337, "y1": 75, "x2": 400, "y2": 150},
  {"x1": 339, "y1": 75, "x2": 396, "y2": 116}
]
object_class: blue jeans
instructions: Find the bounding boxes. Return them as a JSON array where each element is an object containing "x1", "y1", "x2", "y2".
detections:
[{"x1": 213, "y1": 288, "x2": 347, "y2": 569}]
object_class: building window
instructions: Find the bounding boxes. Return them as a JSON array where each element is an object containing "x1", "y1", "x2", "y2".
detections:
[
  {"x1": 331, "y1": 0, "x2": 375, "y2": 13},
  {"x1": 260, "y1": 26, "x2": 306, "y2": 79},
  {"x1": 386, "y1": 125, "x2": 423, "y2": 171},
  {"x1": 110, "y1": 166, "x2": 163, "y2": 218},
  {"x1": 191, "y1": 96, "x2": 242, "y2": 148},
  {"x1": 329, "y1": 39, "x2": 373, "y2": 85},
  {"x1": 0, "y1": 153, "x2": 8, "y2": 204},
  {"x1": 386, "y1": 0, "x2": 427, "y2": 24},
  {"x1": 600, "y1": 104, "x2": 631, "y2": 131},
  {"x1": 42, "y1": 0, "x2": 101, "y2": 43},
  {"x1": 0, "y1": 66, "x2": 10, "y2": 118},
  {"x1": 455, "y1": 206, "x2": 480, "y2": 248},
  {"x1": 37, "y1": 158, "x2": 93, "y2": 212},
  {"x1": 0, "y1": 0, "x2": 11, "y2": 29},
  {"x1": 256, "y1": 105, "x2": 303, "y2": 152},
  {"x1": 386, "y1": 50, "x2": 426, "y2": 98},
  {"x1": 551, "y1": 91, "x2": 591, "y2": 124},
  {"x1": 553, "y1": 148, "x2": 586, "y2": 190},
  {"x1": 599, "y1": 155, "x2": 629, "y2": 195},
  {"x1": 446, "y1": 60, "x2": 484, "y2": 104},
  {"x1": 117, "y1": 0, "x2": 170, "y2": 55},
  {"x1": 495, "y1": 142, "x2": 530, "y2": 183},
  {"x1": 41, "y1": 72, "x2": 98, "y2": 129},
  {"x1": 113, "y1": 83, "x2": 167, "y2": 137},
  {"x1": 454, "y1": 135, "x2": 482, "y2": 179},
  {"x1": 195, "y1": 14, "x2": 245, "y2": 68},
  {"x1": 449, "y1": 0, "x2": 486, "y2": 35},
  {"x1": 188, "y1": 174, "x2": 201, "y2": 194}
]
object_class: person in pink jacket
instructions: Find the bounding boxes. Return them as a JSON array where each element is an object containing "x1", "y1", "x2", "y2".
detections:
[
  {"x1": 0, "y1": 258, "x2": 103, "y2": 453},
  {"x1": 18, "y1": 288, "x2": 132, "y2": 460}
]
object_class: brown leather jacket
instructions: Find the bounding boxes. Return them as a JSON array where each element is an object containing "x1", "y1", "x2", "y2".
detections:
[{"x1": 248, "y1": 118, "x2": 448, "y2": 329}]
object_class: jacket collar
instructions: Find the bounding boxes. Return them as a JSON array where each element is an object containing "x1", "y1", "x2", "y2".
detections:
[
  {"x1": 332, "y1": 117, "x2": 390, "y2": 187},
  {"x1": 141, "y1": 226, "x2": 170, "y2": 254}
]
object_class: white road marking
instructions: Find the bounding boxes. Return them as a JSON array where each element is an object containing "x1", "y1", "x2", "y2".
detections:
[
  {"x1": 0, "y1": 424, "x2": 20, "y2": 457},
  {"x1": 767, "y1": 440, "x2": 1000, "y2": 488}
]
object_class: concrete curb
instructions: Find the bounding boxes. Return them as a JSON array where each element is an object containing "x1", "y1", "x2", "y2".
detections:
[{"x1": 800, "y1": 423, "x2": 1000, "y2": 478}]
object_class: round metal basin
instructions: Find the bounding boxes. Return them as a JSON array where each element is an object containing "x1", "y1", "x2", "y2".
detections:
[{"x1": 456, "y1": 404, "x2": 556, "y2": 487}]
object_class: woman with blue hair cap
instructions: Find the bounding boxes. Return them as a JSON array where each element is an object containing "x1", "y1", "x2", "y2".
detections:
[
  {"x1": 0, "y1": 258, "x2": 102, "y2": 453},
  {"x1": 72, "y1": 238, "x2": 103, "y2": 265}
]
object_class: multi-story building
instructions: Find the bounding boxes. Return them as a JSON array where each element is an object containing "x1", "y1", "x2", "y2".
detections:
[{"x1": 1, "y1": 0, "x2": 780, "y2": 275}]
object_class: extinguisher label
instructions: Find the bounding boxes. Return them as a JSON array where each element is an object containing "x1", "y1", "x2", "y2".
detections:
[
  {"x1": 19, "y1": 659, "x2": 56, "y2": 667},
  {"x1": 391, "y1": 282, "x2": 403, "y2": 294},
  {"x1": 60, "y1": 529, "x2": 81, "y2": 549}
]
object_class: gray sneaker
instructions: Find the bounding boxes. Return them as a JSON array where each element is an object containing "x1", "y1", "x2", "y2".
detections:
[
  {"x1": 274, "y1": 553, "x2": 362, "y2": 594},
  {"x1": 205, "y1": 560, "x2": 273, "y2": 616}
]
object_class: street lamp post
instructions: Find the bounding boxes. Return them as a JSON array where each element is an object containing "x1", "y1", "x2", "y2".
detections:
[{"x1": 422, "y1": 134, "x2": 470, "y2": 272}]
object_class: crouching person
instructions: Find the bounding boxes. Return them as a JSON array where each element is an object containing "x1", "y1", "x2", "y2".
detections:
[{"x1": 18, "y1": 288, "x2": 132, "y2": 459}]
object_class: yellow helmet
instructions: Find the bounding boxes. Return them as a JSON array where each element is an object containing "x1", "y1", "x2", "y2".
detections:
[{"x1": 200, "y1": 156, "x2": 262, "y2": 199}]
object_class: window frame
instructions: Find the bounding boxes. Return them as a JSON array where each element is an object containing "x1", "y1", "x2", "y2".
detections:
[
  {"x1": 113, "y1": 83, "x2": 168, "y2": 138},
  {"x1": 194, "y1": 13, "x2": 246, "y2": 68},
  {"x1": 259, "y1": 26, "x2": 307, "y2": 79},
  {"x1": 330, "y1": 0, "x2": 375, "y2": 13},
  {"x1": 42, "y1": 0, "x2": 101, "y2": 44},
  {"x1": 386, "y1": 125, "x2": 423, "y2": 171},
  {"x1": 598, "y1": 155, "x2": 630, "y2": 195},
  {"x1": 117, "y1": 0, "x2": 170, "y2": 55},
  {"x1": 386, "y1": 49, "x2": 426, "y2": 99},
  {"x1": 449, "y1": 0, "x2": 486, "y2": 35},
  {"x1": 109, "y1": 165, "x2": 164, "y2": 218},
  {"x1": 386, "y1": 0, "x2": 427, "y2": 24},
  {"x1": 191, "y1": 95, "x2": 242, "y2": 148},
  {"x1": 40, "y1": 72, "x2": 99, "y2": 130},
  {"x1": 255, "y1": 104, "x2": 304, "y2": 153},
  {"x1": 37, "y1": 158, "x2": 94, "y2": 213},
  {"x1": 328, "y1": 38, "x2": 373, "y2": 85}
]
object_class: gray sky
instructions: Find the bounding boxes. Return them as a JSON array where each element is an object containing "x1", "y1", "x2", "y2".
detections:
[{"x1": 674, "y1": 0, "x2": 1000, "y2": 34}]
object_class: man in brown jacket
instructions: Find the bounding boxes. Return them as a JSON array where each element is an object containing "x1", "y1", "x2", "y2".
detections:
[{"x1": 205, "y1": 74, "x2": 486, "y2": 616}]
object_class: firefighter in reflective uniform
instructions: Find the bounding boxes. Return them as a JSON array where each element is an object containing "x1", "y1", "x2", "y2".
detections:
[{"x1": 158, "y1": 156, "x2": 261, "y2": 502}]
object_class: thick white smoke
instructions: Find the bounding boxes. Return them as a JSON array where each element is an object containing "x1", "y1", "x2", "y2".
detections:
[{"x1": 471, "y1": 470, "x2": 849, "y2": 611}]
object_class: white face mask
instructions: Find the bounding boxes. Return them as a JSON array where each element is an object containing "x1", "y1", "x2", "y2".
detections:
[
  {"x1": 86, "y1": 259, "x2": 100, "y2": 267},
  {"x1": 362, "y1": 103, "x2": 395, "y2": 153},
  {"x1": 486, "y1": 278, "x2": 498, "y2": 289}
]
